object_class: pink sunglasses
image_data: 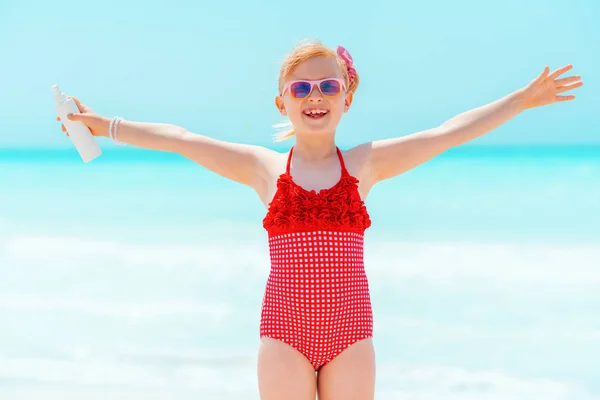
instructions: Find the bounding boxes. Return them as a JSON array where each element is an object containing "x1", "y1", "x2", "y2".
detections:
[{"x1": 281, "y1": 78, "x2": 346, "y2": 99}]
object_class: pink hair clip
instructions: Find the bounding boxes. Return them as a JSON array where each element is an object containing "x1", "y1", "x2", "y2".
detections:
[{"x1": 337, "y1": 46, "x2": 357, "y2": 83}]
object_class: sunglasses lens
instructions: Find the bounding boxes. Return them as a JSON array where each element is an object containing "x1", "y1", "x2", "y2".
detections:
[
  {"x1": 320, "y1": 79, "x2": 341, "y2": 96},
  {"x1": 290, "y1": 82, "x2": 312, "y2": 98}
]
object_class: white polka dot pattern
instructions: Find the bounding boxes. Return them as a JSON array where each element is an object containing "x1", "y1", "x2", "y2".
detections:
[{"x1": 260, "y1": 230, "x2": 373, "y2": 370}]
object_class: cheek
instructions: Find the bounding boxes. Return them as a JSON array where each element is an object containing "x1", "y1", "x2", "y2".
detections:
[
  {"x1": 329, "y1": 97, "x2": 346, "y2": 113},
  {"x1": 283, "y1": 99, "x2": 304, "y2": 118}
]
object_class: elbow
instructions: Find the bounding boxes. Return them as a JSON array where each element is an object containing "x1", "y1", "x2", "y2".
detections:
[
  {"x1": 171, "y1": 127, "x2": 194, "y2": 154},
  {"x1": 426, "y1": 125, "x2": 458, "y2": 150}
]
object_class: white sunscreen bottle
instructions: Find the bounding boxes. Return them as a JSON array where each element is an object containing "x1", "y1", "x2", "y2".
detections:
[{"x1": 52, "y1": 84, "x2": 102, "y2": 163}]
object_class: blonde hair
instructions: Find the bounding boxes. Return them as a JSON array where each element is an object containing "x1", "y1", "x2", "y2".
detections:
[{"x1": 273, "y1": 39, "x2": 361, "y2": 142}]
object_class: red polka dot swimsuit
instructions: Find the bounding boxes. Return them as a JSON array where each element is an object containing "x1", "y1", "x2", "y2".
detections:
[{"x1": 261, "y1": 146, "x2": 373, "y2": 371}]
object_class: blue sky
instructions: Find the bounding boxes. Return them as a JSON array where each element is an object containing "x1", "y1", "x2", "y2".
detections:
[{"x1": 0, "y1": 0, "x2": 597, "y2": 150}]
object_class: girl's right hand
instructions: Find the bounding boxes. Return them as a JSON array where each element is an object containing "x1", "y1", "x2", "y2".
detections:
[{"x1": 56, "y1": 96, "x2": 110, "y2": 137}]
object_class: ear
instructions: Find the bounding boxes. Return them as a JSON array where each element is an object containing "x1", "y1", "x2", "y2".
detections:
[
  {"x1": 344, "y1": 92, "x2": 354, "y2": 112},
  {"x1": 275, "y1": 96, "x2": 287, "y2": 116}
]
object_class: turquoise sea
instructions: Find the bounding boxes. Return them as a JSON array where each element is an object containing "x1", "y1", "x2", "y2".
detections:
[{"x1": 1, "y1": 144, "x2": 599, "y2": 399}]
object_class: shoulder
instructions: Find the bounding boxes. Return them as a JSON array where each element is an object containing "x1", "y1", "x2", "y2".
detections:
[
  {"x1": 251, "y1": 145, "x2": 290, "y2": 186},
  {"x1": 341, "y1": 142, "x2": 373, "y2": 176},
  {"x1": 250, "y1": 146, "x2": 292, "y2": 208},
  {"x1": 341, "y1": 142, "x2": 377, "y2": 199},
  {"x1": 253, "y1": 146, "x2": 289, "y2": 171}
]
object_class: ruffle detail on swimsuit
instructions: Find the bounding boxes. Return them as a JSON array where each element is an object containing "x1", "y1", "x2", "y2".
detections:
[{"x1": 262, "y1": 173, "x2": 372, "y2": 235}]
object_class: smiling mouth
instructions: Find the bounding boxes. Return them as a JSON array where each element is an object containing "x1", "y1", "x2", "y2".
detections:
[{"x1": 303, "y1": 109, "x2": 329, "y2": 119}]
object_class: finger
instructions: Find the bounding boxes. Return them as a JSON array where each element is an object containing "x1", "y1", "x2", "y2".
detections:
[
  {"x1": 56, "y1": 116, "x2": 60, "y2": 121},
  {"x1": 67, "y1": 96, "x2": 85, "y2": 111},
  {"x1": 555, "y1": 75, "x2": 581, "y2": 85},
  {"x1": 536, "y1": 66, "x2": 549, "y2": 82},
  {"x1": 67, "y1": 113, "x2": 85, "y2": 121},
  {"x1": 556, "y1": 81, "x2": 583, "y2": 93},
  {"x1": 549, "y1": 64, "x2": 573, "y2": 80},
  {"x1": 556, "y1": 95, "x2": 575, "y2": 102},
  {"x1": 62, "y1": 125, "x2": 66, "y2": 132},
  {"x1": 543, "y1": 65, "x2": 550, "y2": 76}
]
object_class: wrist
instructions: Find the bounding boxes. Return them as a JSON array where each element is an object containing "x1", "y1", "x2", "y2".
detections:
[
  {"x1": 515, "y1": 88, "x2": 532, "y2": 112},
  {"x1": 98, "y1": 116, "x2": 111, "y2": 137}
]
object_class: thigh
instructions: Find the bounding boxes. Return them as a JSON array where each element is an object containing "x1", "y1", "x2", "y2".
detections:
[
  {"x1": 257, "y1": 337, "x2": 317, "y2": 400},
  {"x1": 316, "y1": 338, "x2": 376, "y2": 400}
]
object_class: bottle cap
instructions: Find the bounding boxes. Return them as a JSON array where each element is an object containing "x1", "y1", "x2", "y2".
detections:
[{"x1": 52, "y1": 84, "x2": 67, "y2": 104}]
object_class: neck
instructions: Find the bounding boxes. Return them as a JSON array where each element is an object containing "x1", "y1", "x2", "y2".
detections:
[{"x1": 292, "y1": 133, "x2": 337, "y2": 162}]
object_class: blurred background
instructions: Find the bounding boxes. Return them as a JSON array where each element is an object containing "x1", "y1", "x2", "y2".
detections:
[{"x1": 1, "y1": 0, "x2": 599, "y2": 398}]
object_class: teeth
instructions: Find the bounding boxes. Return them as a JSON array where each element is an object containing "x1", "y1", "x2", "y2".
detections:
[{"x1": 305, "y1": 109, "x2": 328, "y2": 115}]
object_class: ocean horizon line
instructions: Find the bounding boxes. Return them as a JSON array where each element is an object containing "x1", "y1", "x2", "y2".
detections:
[{"x1": 1, "y1": 143, "x2": 599, "y2": 163}]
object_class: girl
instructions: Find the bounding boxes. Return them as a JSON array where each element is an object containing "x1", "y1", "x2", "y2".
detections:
[{"x1": 57, "y1": 40, "x2": 582, "y2": 400}]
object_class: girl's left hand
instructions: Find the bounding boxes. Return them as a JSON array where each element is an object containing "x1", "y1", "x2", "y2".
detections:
[{"x1": 522, "y1": 65, "x2": 583, "y2": 109}]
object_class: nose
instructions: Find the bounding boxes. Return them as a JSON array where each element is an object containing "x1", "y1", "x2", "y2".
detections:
[{"x1": 307, "y1": 84, "x2": 323, "y2": 102}]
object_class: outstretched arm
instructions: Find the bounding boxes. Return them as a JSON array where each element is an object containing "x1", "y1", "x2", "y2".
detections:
[
  {"x1": 62, "y1": 97, "x2": 274, "y2": 188},
  {"x1": 368, "y1": 65, "x2": 583, "y2": 182}
]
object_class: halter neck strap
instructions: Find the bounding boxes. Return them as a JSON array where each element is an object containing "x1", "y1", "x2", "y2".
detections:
[{"x1": 285, "y1": 146, "x2": 348, "y2": 176}]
